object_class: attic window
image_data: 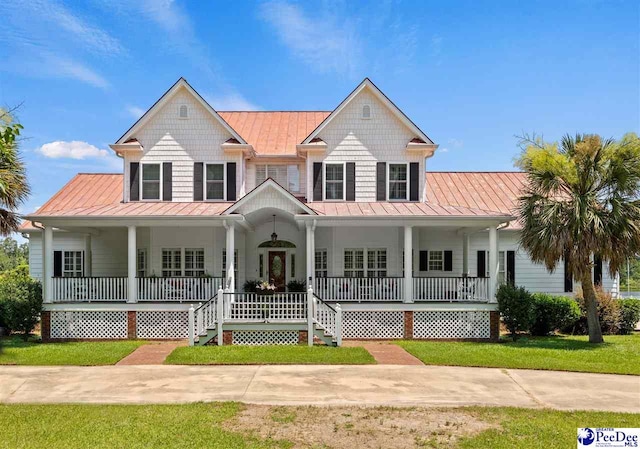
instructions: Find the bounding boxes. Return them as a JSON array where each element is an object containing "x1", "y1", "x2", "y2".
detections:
[
  {"x1": 362, "y1": 105, "x2": 371, "y2": 119},
  {"x1": 178, "y1": 105, "x2": 188, "y2": 119}
]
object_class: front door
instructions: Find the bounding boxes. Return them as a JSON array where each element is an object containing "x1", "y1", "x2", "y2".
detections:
[{"x1": 268, "y1": 251, "x2": 286, "y2": 291}]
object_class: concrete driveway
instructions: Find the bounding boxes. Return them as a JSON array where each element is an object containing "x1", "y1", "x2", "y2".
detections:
[{"x1": 0, "y1": 365, "x2": 637, "y2": 412}]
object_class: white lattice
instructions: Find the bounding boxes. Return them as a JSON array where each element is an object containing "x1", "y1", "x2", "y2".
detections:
[
  {"x1": 50, "y1": 311, "x2": 127, "y2": 339},
  {"x1": 136, "y1": 311, "x2": 189, "y2": 339},
  {"x1": 342, "y1": 311, "x2": 404, "y2": 339},
  {"x1": 232, "y1": 331, "x2": 299, "y2": 345},
  {"x1": 413, "y1": 311, "x2": 490, "y2": 339}
]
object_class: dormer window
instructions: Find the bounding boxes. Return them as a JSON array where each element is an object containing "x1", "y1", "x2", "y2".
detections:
[
  {"x1": 141, "y1": 163, "x2": 161, "y2": 200},
  {"x1": 178, "y1": 105, "x2": 188, "y2": 119},
  {"x1": 362, "y1": 104, "x2": 371, "y2": 119}
]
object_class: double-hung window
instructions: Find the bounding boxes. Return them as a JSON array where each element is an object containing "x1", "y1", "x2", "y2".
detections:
[
  {"x1": 344, "y1": 249, "x2": 364, "y2": 277},
  {"x1": 137, "y1": 249, "x2": 147, "y2": 277},
  {"x1": 162, "y1": 249, "x2": 182, "y2": 277},
  {"x1": 206, "y1": 164, "x2": 225, "y2": 200},
  {"x1": 185, "y1": 248, "x2": 205, "y2": 277},
  {"x1": 315, "y1": 249, "x2": 328, "y2": 278},
  {"x1": 388, "y1": 163, "x2": 408, "y2": 200},
  {"x1": 256, "y1": 164, "x2": 300, "y2": 193},
  {"x1": 63, "y1": 251, "x2": 83, "y2": 277},
  {"x1": 325, "y1": 163, "x2": 344, "y2": 200},
  {"x1": 141, "y1": 164, "x2": 161, "y2": 200},
  {"x1": 367, "y1": 249, "x2": 387, "y2": 278},
  {"x1": 428, "y1": 250, "x2": 444, "y2": 271}
]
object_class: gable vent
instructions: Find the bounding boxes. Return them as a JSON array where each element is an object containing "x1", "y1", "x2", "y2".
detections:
[
  {"x1": 178, "y1": 105, "x2": 188, "y2": 119},
  {"x1": 362, "y1": 104, "x2": 371, "y2": 119}
]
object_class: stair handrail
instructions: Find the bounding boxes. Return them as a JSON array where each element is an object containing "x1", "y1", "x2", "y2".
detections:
[
  {"x1": 189, "y1": 291, "x2": 219, "y2": 346},
  {"x1": 312, "y1": 290, "x2": 342, "y2": 346}
]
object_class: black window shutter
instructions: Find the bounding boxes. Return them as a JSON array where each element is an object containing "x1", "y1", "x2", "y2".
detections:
[
  {"x1": 313, "y1": 163, "x2": 323, "y2": 201},
  {"x1": 477, "y1": 251, "x2": 486, "y2": 278},
  {"x1": 409, "y1": 162, "x2": 419, "y2": 201},
  {"x1": 507, "y1": 250, "x2": 515, "y2": 286},
  {"x1": 594, "y1": 254, "x2": 603, "y2": 286},
  {"x1": 444, "y1": 250, "x2": 453, "y2": 271},
  {"x1": 376, "y1": 162, "x2": 386, "y2": 201},
  {"x1": 53, "y1": 251, "x2": 62, "y2": 277},
  {"x1": 226, "y1": 162, "x2": 236, "y2": 201},
  {"x1": 129, "y1": 162, "x2": 139, "y2": 201},
  {"x1": 419, "y1": 250, "x2": 429, "y2": 271},
  {"x1": 564, "y1": 250, "x2": 573, "y2": 292},
  {"x1": 193, "y1": 163, "x2": 203, "y2": 201},
  {"x1": 345, "y1": 162, "x2": 356, "y2": 201},
  {"x1": 162, "y1": 162, "x2": 172, "y2": 201}
]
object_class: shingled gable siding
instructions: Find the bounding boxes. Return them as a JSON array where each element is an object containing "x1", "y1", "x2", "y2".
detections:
[
  {"x1": 121, "y1": 88, "x2": 241, "y2": 202},
  {"x1": 306, "y1": 88, "x2": 424, "y2": 202}
]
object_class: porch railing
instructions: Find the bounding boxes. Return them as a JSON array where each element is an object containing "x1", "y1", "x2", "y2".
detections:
[
  {"x1": 137, "y1": 277, "x2": 224, "y2": 302},
  {"x1": 51, "y1": 277, "x2": 128, "y2": 302},
  {"x1": 222, "y1": 292, "x2": 308, "y2": 321},
  {"x1": 413, "y1": 276, "x2": 490, "y2": 302},
  {"x1": 314, "y1": 277, "x2": 404, "y2": 302}
]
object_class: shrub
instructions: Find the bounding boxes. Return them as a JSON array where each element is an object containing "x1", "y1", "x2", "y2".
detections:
[
  {"x1": 497, "y1": 283, "x2": 533, "y2": 341},
  {"x1": 286, "y1": 279, "x2": 307, "y2": 292},
  {"x1": 568, "y1": 288, "x2": 621, "y2": 335},
  {"x1": 243, "y1": 279, "x2": 260, "y2": 293},
  {"x1": 530, "y1": 293, "x2": 581, "y2": 336},
  {"x1": 618, "y1": 298, "x2": 640, "y2": 335},
  {"x1": 0, "y1": 265, "x2": 42, "y2": 340}
]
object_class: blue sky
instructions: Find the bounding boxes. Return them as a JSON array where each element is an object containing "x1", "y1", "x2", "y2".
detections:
[{"x1": 1, "y1": 0, "x2": 638, "y2": 227}]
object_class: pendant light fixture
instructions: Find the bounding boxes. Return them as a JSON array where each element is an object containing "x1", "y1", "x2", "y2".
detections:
[{"x1": 271, "y1": 214, "x2": 278, "y2": 243}]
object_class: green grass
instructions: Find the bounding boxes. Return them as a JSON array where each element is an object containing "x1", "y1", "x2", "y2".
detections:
[
  {"x1": 396, "y1": 334, "x2": 640, "y2": 375},
  {"x1": 165, "y1": 344, "x2": 376, "y2": 365},
  {"x1": 457, "y1": 407, "x2": 639, "y2": 449},
  {"x1": 0, "y1": 336, "x2": 146, "y2": 366}
]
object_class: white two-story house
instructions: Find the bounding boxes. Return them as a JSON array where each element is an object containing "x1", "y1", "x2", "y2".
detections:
[{"x1": 21, "y1": 78, "x2": 618, "y2": 345}]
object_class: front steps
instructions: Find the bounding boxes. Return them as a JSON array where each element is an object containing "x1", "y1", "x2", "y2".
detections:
[{"x1": 196, "y1": 322, "x2": 338, "y2": 346}]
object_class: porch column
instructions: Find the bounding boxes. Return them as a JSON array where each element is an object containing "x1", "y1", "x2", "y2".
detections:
[
  {"x1": 225, "y1": 222, "x2": 235, "y2": 293},
  {"x1": 489, "y1": 226, "x2": 499, "y2": 302},
  {"x1": 462, "y1": 232, "x2": 470, "y2": 276},
  {"x1": 403, "y1": 225, "x2": 413, "y2": 303},
  {"x1": 84, "y1": 234, "x2": 92, "y2": 277},
  {"x1": 305, "y1": 221, "x2": 315, "y2": 289},
  {"x1": 127, "y1": 225, "x2": 137, "y2": 303},
  {"x1": 43, "y1": 225, "x2": 53, "y2": 303}
]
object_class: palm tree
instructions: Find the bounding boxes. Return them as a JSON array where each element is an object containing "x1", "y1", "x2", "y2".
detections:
[
  {"x1": 517, "y1": 133, "x2": 640, "y2": 343},
  {"x1": 0, "y1": 108, "x2": 29, "y2": 235}
]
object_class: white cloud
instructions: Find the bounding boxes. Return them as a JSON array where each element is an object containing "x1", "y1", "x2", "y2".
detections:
[
  {"x1": 38, "y1": 141, "x2": 109, "y2": 159},
  {"x1": 206, "y1": 93, "x2": 260, "y2": 111},
  {"x1": 259, "y1": 0, "x2": 362, "y2": 77},
  {"x1": 448, "y1": 138, "x2": 464, "y2": 148},
  {"x1": 42, "y1": 53, "x2": 110, "y2": 89},
  {"x1": 126, "y1": 105, "x2": 146, "y2": 119}
]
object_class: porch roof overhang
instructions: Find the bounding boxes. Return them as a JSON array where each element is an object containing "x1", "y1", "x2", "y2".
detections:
[{"x1": 294, "y1": 214, "x2": 513, "y2": 228}]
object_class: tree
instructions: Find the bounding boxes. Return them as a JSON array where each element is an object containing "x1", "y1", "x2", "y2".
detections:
[
  {"x1": 516, "y1": 133, "x2": 640, "y2": 343},
  {"x1": 0, "y1": 108, "x2": 29, "y2": 235},
  {"x1": 0, "y1": 237, "x2": 28, "y2": 272}
]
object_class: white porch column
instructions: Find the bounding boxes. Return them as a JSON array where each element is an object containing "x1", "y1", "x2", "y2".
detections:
[
  {"x1": 489, "y1": 226, "x2": 499, "y2": 302},
  {"x1": 305, "y1": 221, "x2": 315, "y2": 289},
  {"x1": 84, "y1": 234, "x2": 92, "y2": 277},
  {"x1": 127, "y1": 225, "x2": 137, "y2": 303},
  {"x1": 403, "y1": 225, "x2": 413, "y2": 303},
  {"x1": 225, "y1": 222, "x2": 235, "y2": 293},
  {"x1": 462, "y1": 232, "x2": 470, "y2": 276},
  {"x1": 43, "y1": 225, "x2": 53, "y2": 303}
]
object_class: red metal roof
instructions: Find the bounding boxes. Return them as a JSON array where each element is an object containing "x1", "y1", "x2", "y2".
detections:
[
  {"x1": 307, "y1": 201, "x2": 506, "y2": 217},
  {"x1": 218, "y1": 111, "x2": 331, "y2": 156}
]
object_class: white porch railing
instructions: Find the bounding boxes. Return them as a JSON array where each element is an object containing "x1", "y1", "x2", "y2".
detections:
[
  {"x1": 51, "y1": 277, "x2": 128, "y2": 302},
  {"x1": 413, "y1": 276, "x2": 490, "y2": 302},
  {"x1": 195, "y1": 294, "x2": 218, "y2": 337},
  {"x1": 314, "y1": 277, "x2": 404, "y2": 302},
  {"x1": 222, "y1": 292, "x2": 308, "y2": 321},
  {"x1": 137, "y1": 277, "x2": 223, "y2": 302}
]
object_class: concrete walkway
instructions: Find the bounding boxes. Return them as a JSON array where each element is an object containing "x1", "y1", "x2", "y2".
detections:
[
  {"x1": 346, "y1": 341, "x2": 424, "y2": 365},
  {"x1": 0, "y1": 365, "x2": 637, "y2": 412},
  {"x1": 117, "y1": 341, "x2": 186, "y2": 365}
]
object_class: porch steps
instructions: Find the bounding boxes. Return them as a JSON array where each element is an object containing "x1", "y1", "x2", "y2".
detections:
[{"x1": 195, "y1": 324, "x2": 337, "y2": 347}]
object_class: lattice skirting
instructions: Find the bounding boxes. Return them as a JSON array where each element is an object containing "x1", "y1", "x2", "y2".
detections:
[
  {"x1": 50, "y1": 311, "x2": 128, "y2": 339},
  {"x1": 232, "y1": 330, "x2": 299, "y2": 345},
  {"x1": 136, "y1": 311, "x2": 189, "y2": 339},
  {"x1": 342, "y1": 311, "x2": 404, "y2": 339},
  {"x1": 413, "y1": 311, "x2": 491, "y2": 339}
]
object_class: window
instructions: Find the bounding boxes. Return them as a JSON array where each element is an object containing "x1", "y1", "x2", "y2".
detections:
[
  {"x1": 428, "y1": 250, "x2": 444, "y2": 271},
  {"x1": 325, "y1": 163, "x2": 344, "y2": 200},
  {"x1": 178, "y1": 105, "x2": 188, "y2": 119},
  {"x1": 63, "y1": 251, "x2": 83, "y2": 277},
  {"x1": 206, "y1": 164, "x2": 225, "y2": 200},
  {"x1": 484, "y1": 251, "x2": 507, "y2": 283},
  {"x1": 290, "y1": 254, "x2": 296, "y2": 278},
  {"x1": 315, "y1": 249, "x2": 328, "y2": 278},
  {"x1": 162, "y1": 248, "x2": 182, "y2": 277},
  {"x1": 222, "y1": 249, "x2": 239, "y2": 289},
  {"x1": 362, "y1": 105, "x2": 371, "y2": 119},
  {"x1": 259, "y1": 254, "x2": 264, "y2": 278},
  {"x1": 344, "y1": 249, "x2": 364, "y2": 277},
  {"x1": 137, "y1": 249, "x2": 147, "y2": 277},
  {"x1": 388, "y1": 163, "x2": 408, "y2": 200},
  {"x1": 367, "y1": 249, "x2": 387, "y2": 278},
  {"x1": 255, "y1": 164, "x2": 300, "y2": 193},
  {"x1": 141, "y1": 164, "x2": 161, "y2": 200},
  {"x1": 185, "y1": 248, "x2": 205, "y2": 277}
]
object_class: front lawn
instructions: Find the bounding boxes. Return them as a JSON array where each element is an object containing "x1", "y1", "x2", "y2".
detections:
[
  {"x1": 396, "y1": 334, "x2": 640, "y2": 375},
  {"x1": 0, "y1": 336, "x2": 145, "y2": 366},
  {"x1": 0, "y1": 403, "x2": 637, "y2": 449},
  {"x1": 165, "y1": 344, "x2": 376, "y2": 365}
]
